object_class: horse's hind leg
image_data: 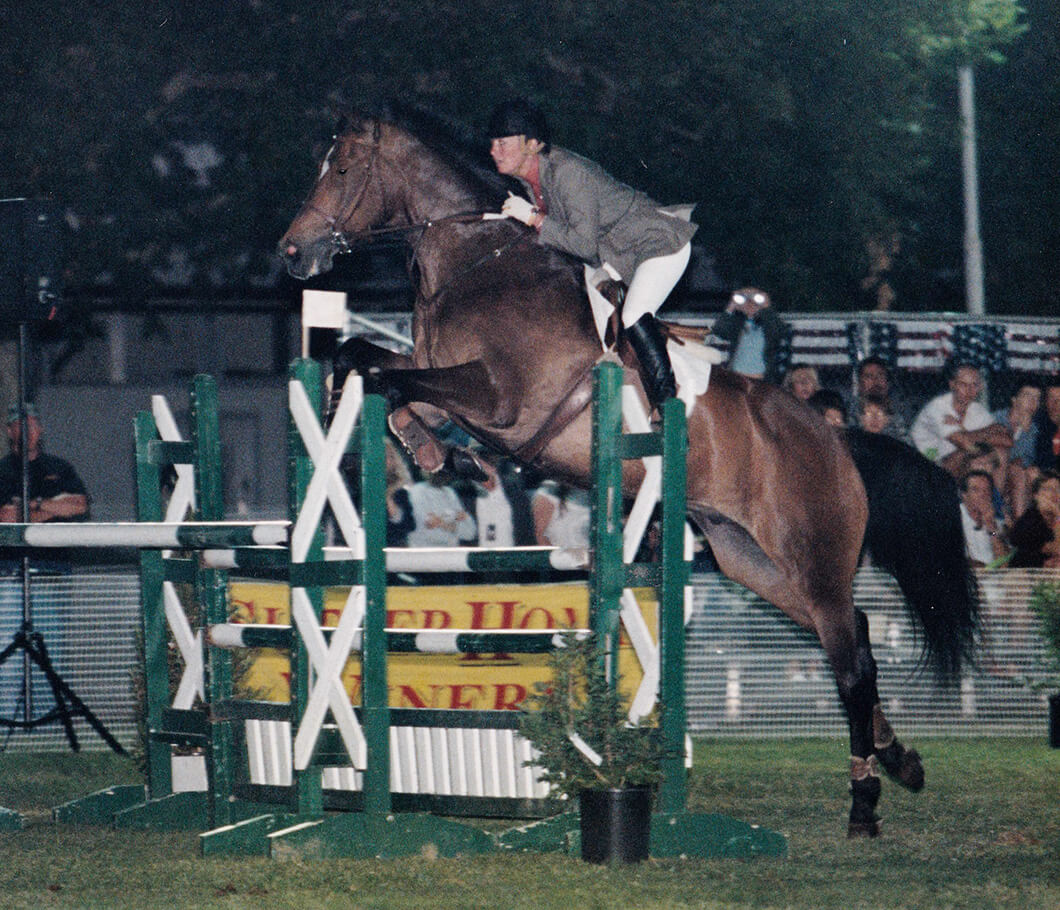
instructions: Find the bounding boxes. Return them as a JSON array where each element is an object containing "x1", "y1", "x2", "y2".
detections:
[{"x1": 817, "y1": 607, "x2": 883, "y2": 837}]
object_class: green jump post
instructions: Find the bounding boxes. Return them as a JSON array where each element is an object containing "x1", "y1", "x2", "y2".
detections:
[
  {"x1": 287, "y1": 358, "x2": 325, "y2": 819},
  {"x1": 357, "y1": 389, "x2": 390, "y2": 817}
]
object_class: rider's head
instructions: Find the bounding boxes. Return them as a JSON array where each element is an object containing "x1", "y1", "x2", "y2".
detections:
[
  {"x1": 489, "y1": 98, "x2": 551, "y2": 177},
  {"x1": 489, "y1": 98, "x2": 551, "y2": 150}
]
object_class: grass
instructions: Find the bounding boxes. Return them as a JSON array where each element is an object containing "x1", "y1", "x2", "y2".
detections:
[{"x1": 0, "y1": 738, "x2": 1057, "y2": 909}]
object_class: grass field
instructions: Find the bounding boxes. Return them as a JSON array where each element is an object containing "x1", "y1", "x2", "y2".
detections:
[{"x1": 0, "y1": 738, "x2": 1057, "y2": 910}]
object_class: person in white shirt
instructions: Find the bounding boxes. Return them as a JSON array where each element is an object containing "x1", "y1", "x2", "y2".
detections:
[
  {"x1": 406, "y1": 474, "x2": 477, "y2": 547},
  {"x1": 910, "y1": 362, "x2": 1012, "y2": 477},
  {"x1": 531, "y1": 480, "x2": 591, "y2": 549},
  {"x1": 958, "y1": 470, "x2": 1009, "y2": 567}
]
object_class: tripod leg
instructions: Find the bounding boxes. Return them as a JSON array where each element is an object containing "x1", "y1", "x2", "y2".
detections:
[
  {"x1": 25, "y1": 633, "x2": 80, "y2": 750},
  {"x1": 21, "y1": 633, "x2": 126, "y2": 755}
]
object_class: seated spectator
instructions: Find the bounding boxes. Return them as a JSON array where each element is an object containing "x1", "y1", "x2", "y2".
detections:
[
  {"x1": 965, "y1": 445, "x2": 1010, "y2": 527},
  {"x1": 1008, "y1": 471, "x2": 1060, "y2": 568},
  {"x1": 531, "y1": 480, "x2": 591, "y2": 549},
  {"x1": 994, "y1": 382, "x2": 1041, "y2": 520},
  {"x1": 959, "y1": 470, "x2": 1009, "y2": 567},
  {"x1": 383, "y1": 439, "x2": 415, "y2": 547},
  {"x1": 1032, "y1": 382, "x2": 1060, "y2": 473},
  {"x1": 849, "y1": 357, "x2": 911, "y2": 440},
  {"x1": 782, "y1": 364, "x2": 821, "y2": 403},
  {"x1": 711, "y1": 287, "x2": 790, "y2": 383},
  {"x1": 856, "y1": 393, "x2": 895, "y2": 436},
  {"x1": 406, "y1": 471, "x2": 476, "y2": 547},
  {"x1": 469, "y1": 457, "x2": 534, "y2": 548},
  {"x1": 0, "y1": 404, "x2": 89, "y2": 524},
  {"x1": 909, "y1": 361, "x2": 1012, "y2": 478},
  {"x1": 807, "y1": 389, "x2": 847, "y2": 427}
]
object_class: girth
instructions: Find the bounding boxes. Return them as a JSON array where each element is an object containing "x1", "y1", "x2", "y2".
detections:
[{"x1": 512, "y1": 357, "x2": 608, "y2": 466}]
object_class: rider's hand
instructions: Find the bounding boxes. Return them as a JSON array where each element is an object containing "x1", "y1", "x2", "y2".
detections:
[{"x1": 502, "y1": 193, "x2": 539, "y2": 227}]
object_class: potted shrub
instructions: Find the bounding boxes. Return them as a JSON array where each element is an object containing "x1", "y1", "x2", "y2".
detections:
[
  {"x1": 1027, "y1": 582, "x2": 1060, "y2": 748},
  {"x1": 519, "y1": 631, "x2": 668, "y2": 863}
]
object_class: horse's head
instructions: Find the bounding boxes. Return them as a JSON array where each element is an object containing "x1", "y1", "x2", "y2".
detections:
[{"x1": 279, "y1": 115, "x2": 390, "y2": 279}]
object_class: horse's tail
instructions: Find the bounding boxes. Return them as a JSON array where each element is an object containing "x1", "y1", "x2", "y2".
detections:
[{"x1": 844, "y1": 427, "x2": 979, "y2": 682}]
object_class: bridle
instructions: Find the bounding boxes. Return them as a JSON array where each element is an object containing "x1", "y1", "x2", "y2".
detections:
[
  {"x1": 300, "y1": 119, "x2": 384, "y2": 255},
  {"x1": 300, "y1": 118, "x2": 496, "y2": 251}
]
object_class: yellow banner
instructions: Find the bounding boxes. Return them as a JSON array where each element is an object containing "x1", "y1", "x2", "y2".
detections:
[{"x1": 229, "y1": 581, "x2": 656, "y2": 710}]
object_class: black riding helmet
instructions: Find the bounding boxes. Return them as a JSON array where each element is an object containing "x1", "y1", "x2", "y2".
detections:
[{"x1": 488, "y1": 98, "x2": 551, "y2": 152}]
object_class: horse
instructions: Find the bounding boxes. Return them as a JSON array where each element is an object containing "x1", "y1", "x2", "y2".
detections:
[{"x1": 278, "y1": 102, "x2": 978, "y2": 837}]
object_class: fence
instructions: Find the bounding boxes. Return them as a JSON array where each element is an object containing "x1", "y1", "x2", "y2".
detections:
[{"x1": 1, "y1": 566, "x2": 1053, "y2": 753}]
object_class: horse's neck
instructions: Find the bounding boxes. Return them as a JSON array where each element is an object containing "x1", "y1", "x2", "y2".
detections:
[{"x1": 412, "y1": 218, "x2": 517, "y2": 301}]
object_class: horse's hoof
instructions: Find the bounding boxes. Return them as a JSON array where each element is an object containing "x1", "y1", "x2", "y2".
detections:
[
  {"x1": 445, "y1": 447, "x2": 489, "y2": 483},
  {"x1": 877, "y1": 742, "x2": 924, "y2": 792},
  {"x1": 895, "y1": 748, "x2": 924, "y2": 791},
  {"x1": 388, "y1": 408, "x2": 446, "y2": 474},
  {"x1": 847, "y1": 819, "x2": 881, "y2": 838}
]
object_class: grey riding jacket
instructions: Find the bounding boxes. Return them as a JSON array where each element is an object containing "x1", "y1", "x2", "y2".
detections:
[{"x1": 515, "y1": 147, "x2": 697, "y2": 282}]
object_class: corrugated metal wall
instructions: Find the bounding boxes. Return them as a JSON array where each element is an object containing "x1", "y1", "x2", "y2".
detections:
[{"x1": 0, "y1": 568, "x2": 1053, "y2": 753}]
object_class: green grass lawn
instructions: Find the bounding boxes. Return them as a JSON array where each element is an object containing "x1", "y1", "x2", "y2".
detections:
[{"x1": 1, "y1": 738, "x2": 1057, "y2": 910}]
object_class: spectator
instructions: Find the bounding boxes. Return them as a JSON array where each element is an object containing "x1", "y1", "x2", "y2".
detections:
[
  {"x1": 782, "y1": 364, "x2": 821, "y2": 403},
  {"x1": 1032, "y1": 382, "x2": 1060, "y2": 473},
  {"x1": 807, "y1": 389, "x2": 847, "y2": 428},
  {"x1": 909, "y1": 361, "x2": 1012, "y2": 478},
  {"x1": 1008, "y1": 471, "x2": 1060, "y2": 568},
  {"x1": 993, "y1": 382, "x2": 1041, "y2": 520},
  {"x1": 0, "y1": 404, "x2": 89, "y2": 524},
  {"x1": 531, "y1": 480, "x2": 591, "y2": 549},
  {"x1": 468, "y1": 457, "x2": 534, "y2": 548},
  {"x1": 711, "y1": 287, "x2": 790, "y2": 383},
  {"x1": 406, "y1": 471, "x2": 476, "y2": 547},
  {"x1": 856, "y1": 393, "x2": 894, "y2": 436},
  {"x1": 850, "y1": 357, "x2": 911, "y2": 439},
  {"x1": 959, "y1": 470, "x2": 1009, "y2": 567},
  {"x1": 965, "y1": 446, "x2": 1010, "y2": 528},
  {"x1": 383, "y1": 439, "x2": 415, "y2": 547}
]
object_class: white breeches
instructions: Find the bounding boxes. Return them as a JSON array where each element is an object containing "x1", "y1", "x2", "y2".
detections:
[{"x1": 620, "y1": 243, "x2": 692, "y2": 326}]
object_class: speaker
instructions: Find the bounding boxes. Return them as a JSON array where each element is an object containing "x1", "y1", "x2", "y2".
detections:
[{"x1": 0, "y1": 197, "x2": 62, "y2": 324}]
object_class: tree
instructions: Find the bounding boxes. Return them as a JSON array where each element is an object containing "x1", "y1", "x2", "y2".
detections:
[{"x1": 0, "y1": 0, "x2": 1038, "y2": 315}]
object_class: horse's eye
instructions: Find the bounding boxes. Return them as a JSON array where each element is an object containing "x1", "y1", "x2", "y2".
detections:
[{"x1": 337, "y1": 167, "x2": 348, "y2": 175}]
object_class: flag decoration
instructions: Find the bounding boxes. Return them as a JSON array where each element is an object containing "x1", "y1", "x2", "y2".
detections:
[{"x1": 953, "y1": 323, "x2": 1007, "y2": 372}]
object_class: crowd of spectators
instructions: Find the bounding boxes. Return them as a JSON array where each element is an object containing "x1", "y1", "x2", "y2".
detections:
[{"x1": 781, "y1": 350, "x2": 1060, "y2": 570}]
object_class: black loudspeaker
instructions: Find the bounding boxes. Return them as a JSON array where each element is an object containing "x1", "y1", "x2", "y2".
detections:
[{"x1": 0, "y1": 197, "x2": 62, "y2": 324}]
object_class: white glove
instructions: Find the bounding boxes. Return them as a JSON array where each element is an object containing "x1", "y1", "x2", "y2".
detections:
[{"x1": 502, "y1": 192, "x2": 538, "y2": 226}]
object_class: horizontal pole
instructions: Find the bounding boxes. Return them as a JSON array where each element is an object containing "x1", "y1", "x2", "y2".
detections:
[
  {"x1": 324, "y1": 545, "x2": 589, "y2": 573},
  {"x1": 0, "y1": 521, "x2": 290, "y2": 550},
  {"x1": 207, "y1": 623, "x2": 589, "y2": 654}
]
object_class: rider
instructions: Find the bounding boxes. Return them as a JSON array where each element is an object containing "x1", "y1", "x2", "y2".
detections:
[{"x1": 488, "y1": 98, "x2": 697, "y2": 410}]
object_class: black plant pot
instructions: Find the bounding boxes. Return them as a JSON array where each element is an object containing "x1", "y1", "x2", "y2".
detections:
[
  {"x1": 578, "y1": 786, "x2": 652, "y2": 864},
  {"x1": 1049, "y1": 693, "x2": 1060, "y2": 749}
]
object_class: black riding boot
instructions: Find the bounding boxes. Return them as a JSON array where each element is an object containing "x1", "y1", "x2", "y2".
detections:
[{"x1": 626, "y1": 314, "x2": 677, "y2": 410}]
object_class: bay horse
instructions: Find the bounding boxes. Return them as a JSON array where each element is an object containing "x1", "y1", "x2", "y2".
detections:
[{"x1": 279, "y1": 103, "x2": 978, "y2": 837}]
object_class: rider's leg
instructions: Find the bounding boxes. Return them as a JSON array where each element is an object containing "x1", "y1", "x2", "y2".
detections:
[{"x1": 622, "y1": 243, "x2": 691, "y2": 408}]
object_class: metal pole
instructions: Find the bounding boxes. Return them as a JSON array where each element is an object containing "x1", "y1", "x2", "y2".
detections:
[
  {"x1": 959, "y1": 64, "x2": 986, "y2": 316},
  {"x1": 17, "y1": 322, "x2": 33, "y2": 721}
]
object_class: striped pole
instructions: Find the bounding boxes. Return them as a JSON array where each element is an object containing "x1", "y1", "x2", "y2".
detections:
[
  {"x1": 207, "y1": 623, "x2": 590, "y2": 655},
  {"x1": 0, "y1": 521, "x2": 290, "y2": 550}
]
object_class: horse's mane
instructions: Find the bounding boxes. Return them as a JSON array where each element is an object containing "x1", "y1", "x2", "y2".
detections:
[{"x1": 356, "y1": 100, "x2": 519, "y2": 208}]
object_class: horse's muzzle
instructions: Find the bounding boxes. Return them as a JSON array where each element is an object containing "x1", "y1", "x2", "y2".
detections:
[{"x1": 277, "y1": 235, "x2": 336, "y2": 280}]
